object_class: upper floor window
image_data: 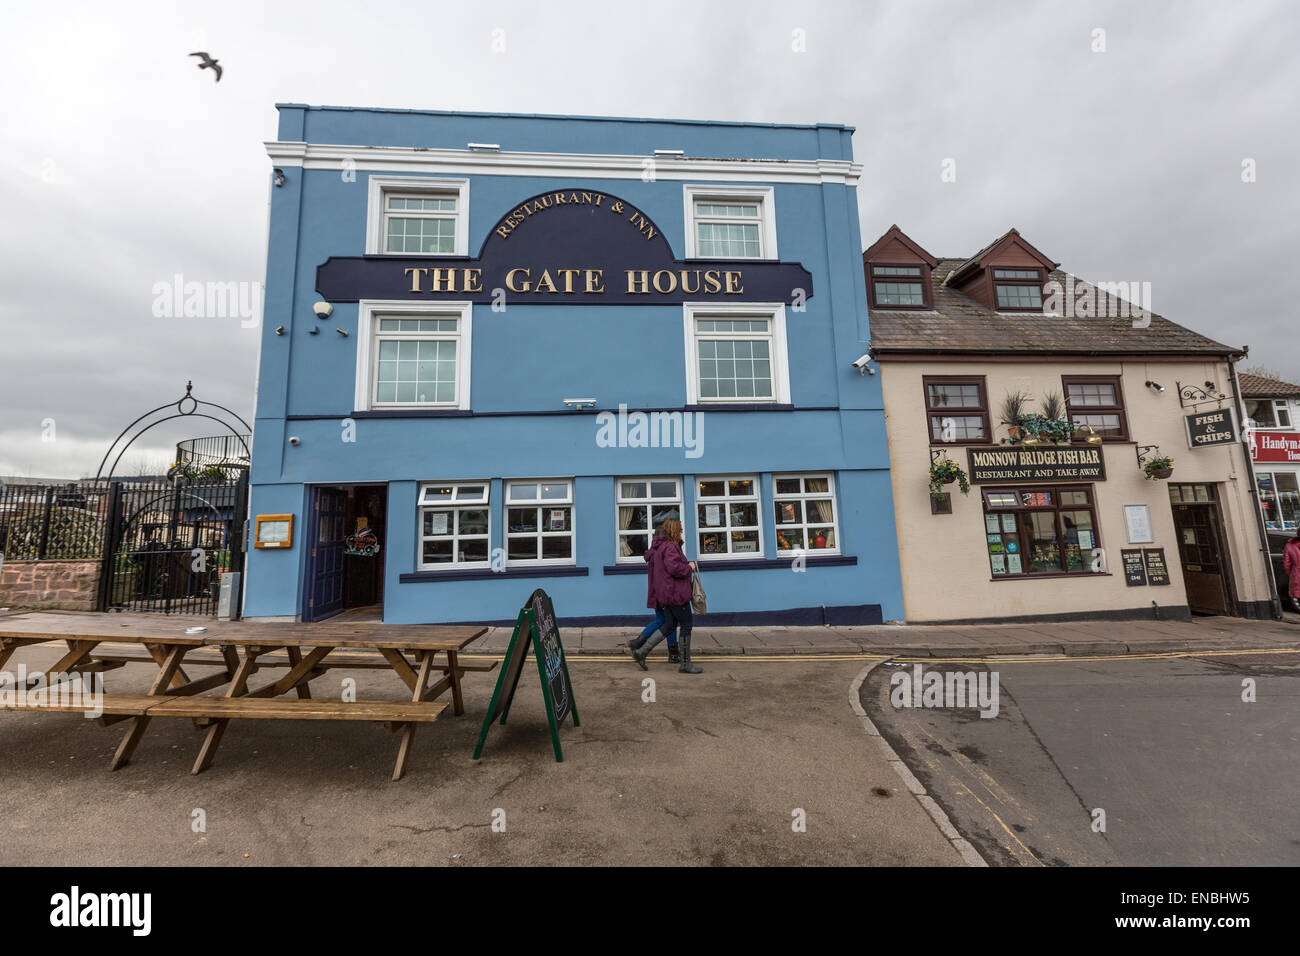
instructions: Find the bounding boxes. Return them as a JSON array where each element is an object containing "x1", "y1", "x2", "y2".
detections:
[
  {"x1": 1246, "y1": 398, "x2": 1293, "y2": 429},
  {"x1": 384, "y1": 194, "x2": 457, "y2": 254},
  {"x1": 1063, "y1": 375, "x2": 1128, "y2": 440},
  {"x1": 993, "y1": 268, "x2": 1044, "y2": 311},
  {"x1": 924, "y1": 375, "x2": 990, "y2": 444},
  {"x1": 870, "y1": 264, "x2": 929, "y2": 309},
  {"x1": 354, "y1": 301, "x2": 472, "y2": 411},
  {"x1": 683, "y1": 185, "x2": 777, "y2": 259},
  {"x1": 365, "y1": 176, "x2": 470, "y2": 256},
  {"x1": 684, "y1": 303, "x2": 790, "y2": 405}
]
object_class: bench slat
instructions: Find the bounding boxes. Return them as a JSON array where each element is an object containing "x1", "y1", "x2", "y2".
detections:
[
  {"x1": 1, "y1": 694, "x2": 157, "y2": 716},
  {"x1": 146, "y1": 696, "x2": 448, "y2": 722}
]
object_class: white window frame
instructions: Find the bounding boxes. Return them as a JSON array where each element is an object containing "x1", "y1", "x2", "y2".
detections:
[
  {"x1": 504, "y1": 479, "x2": 576, "y2": 567},
  {"x1": 366, "y1": 176, "x2": 470, "y2": 256},
  {"x1": 417, "y1": 481, "x2": 492, "y2": 570},
  {"x1": 354, "y1": 300, "x2": 473, "y2": 411},
  {"x1": 614, "y1": 477, "x2": 684, "y2": 564},
  {"x1": 683, "y1": 302, "x2": 791, "y2": 405},
  {"x1": 695, "y1": 475, "x2": 764, "y2": 561},
  {"x1": 682, "y1": 184, "x2": 778, "y2": 260},
  {"x1": 772, "y1": 473, "x2": 841, "y2": 556}
]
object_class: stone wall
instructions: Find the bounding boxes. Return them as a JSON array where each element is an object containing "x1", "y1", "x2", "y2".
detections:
[{"x1": 0, "y1": 559, "x2": 100, "y2": 611}]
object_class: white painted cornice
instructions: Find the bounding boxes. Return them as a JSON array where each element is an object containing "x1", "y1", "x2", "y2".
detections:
[{"x1": 264, "y1": 141, "x2": 862, "y2": 186}]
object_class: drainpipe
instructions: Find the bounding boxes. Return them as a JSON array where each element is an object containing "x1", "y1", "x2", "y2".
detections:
[{"x1": 1227, "y1": 353, "x2": 1283, "y2": 619}]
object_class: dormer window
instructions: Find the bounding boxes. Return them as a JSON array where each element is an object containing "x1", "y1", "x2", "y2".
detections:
[
  {"x1": 870, "y1": 264, "x2": 930, "y2": 309},
  {"x1": 993, "y1": 269, "x2": 1044, "y2": 311}
]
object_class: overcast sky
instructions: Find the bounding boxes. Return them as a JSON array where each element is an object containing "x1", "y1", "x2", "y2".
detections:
[{"x1": 2, "y1": 0, "x2": 1296, "y2": 477}]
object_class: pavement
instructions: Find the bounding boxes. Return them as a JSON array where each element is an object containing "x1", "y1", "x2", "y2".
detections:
[
  {"x1": 0, "y1": 651, "x2": 962, "y2": 867},
  {"x1": 474, "y1": 614, "x2": 1300, "y2": 657}
]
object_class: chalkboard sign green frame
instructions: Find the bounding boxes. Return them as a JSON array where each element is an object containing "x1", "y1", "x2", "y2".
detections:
[{"x1": 473, "y1": 589, "x2": 580, "y2": 762}]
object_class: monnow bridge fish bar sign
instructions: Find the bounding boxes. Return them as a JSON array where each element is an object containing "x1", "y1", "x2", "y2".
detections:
[
  {"x1": 316, "y1": 190, "x2": 814, "y2": 306},
  {"x1": 966, "y1": 446, "x2": 1106, "y2": 483}
]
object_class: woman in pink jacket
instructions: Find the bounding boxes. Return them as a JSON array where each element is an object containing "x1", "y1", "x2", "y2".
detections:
[
  {"x1": 633, "y1": 518, "x2": 702, "y2": 674},
  {"x1": 1282, "y1": 534, "x2": 1300, "y2": 611}
]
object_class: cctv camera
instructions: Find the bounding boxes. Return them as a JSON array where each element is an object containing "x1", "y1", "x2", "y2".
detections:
[
  {"x1": 852, "y1": 353, "x2": 872, "y2": 370},
  {"x1": 288, "y1": 436, "x2": 301, "y2": 446},
  {"x1": 313, "y1": 301, "x2": 333, "y2": 319}
]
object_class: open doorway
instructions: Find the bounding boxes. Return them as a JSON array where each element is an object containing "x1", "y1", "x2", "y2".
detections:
[
  {"x1": 303, "y1": 483, "x2": 388, "y2": 622},
  {"x1": 1169, "y1": 483, "x2": 1238, "y2": 616}
]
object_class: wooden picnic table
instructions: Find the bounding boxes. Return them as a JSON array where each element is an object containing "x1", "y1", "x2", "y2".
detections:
[{"x1": 0, "y1": 611, "x2": 490, "y2": 780}]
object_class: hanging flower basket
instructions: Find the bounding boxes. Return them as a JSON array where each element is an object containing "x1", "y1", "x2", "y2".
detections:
[
  {"x1": 1144, "y1": 456, "x2": 1174, "y2": 480},
  {"x1": 929, "y1": 458, "x2": 971, "y2": 497}
]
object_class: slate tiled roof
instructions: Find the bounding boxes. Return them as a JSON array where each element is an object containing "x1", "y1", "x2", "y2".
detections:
[
  {"x1": 870, "y1": 259, "x2": 1240, "y2": 357},
  {"x1": 1239, "y1": 373, "x2": 1300, "y2": 398}
]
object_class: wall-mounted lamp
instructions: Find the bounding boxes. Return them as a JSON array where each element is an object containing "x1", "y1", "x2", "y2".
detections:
[
  {"x1": 1082, "y1": 425, "x2": 1103, "y2": 445},
  {"x1": 1145, "y1": 380, "x2": 1165, "y2": 392},
  {"x1": 467, "y1": 142, "x2": 500, "y2": 151},
  {"x1": 336, "y1": 328, "x2": 348, "y2": 338},
  {"x1": 313, "y1": 301, "x2": 333, "y2": 319},
  {"x1": 562, "y1": 398, "x2": 597, "y2": 409},
  {"x1": 653, "y1": 149, "x2": 685, "y2": 157},
  {"x1": 274, "y1": 326, "x2": 284, "y2": 335},
  {"x1": 273, "y1": 167, "x2": 286, "y2": 187},
  {"x1": 288, "y1": 436, "x2": 301, "y2": 446}
]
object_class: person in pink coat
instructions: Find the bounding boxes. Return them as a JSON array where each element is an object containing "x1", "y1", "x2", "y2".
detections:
[
  {"x1": 1282, "y1": 534, "x2": 1300, "y2": 611},
  {"x1": 633, "y1": 518, "x2": 702, "y2": 674}
]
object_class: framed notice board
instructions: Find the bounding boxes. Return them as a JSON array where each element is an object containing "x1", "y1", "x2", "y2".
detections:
[
  {"x1": 254, "y1": 514, "x2": 294, "y2": 549},
  {"x1": 474, "y1": 588, "x2": 579, "y2": 762}
]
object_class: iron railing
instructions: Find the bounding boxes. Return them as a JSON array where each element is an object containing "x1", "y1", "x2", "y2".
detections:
[{"x1": 0, "y1": 481, "x2": 111, "y2": 560}]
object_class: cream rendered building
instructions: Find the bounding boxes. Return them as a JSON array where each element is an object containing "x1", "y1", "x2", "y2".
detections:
[{"x1": 865, "y1": 226, "x2": 1278, "y2": 624}]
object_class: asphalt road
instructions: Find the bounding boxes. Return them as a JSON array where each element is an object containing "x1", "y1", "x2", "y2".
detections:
[
  {"x1": 862, "y1": 650, "x2": 1300, "y2": 866},
  {"x1": 0, "y1": 648, "x2": 962, "y2": 866}
]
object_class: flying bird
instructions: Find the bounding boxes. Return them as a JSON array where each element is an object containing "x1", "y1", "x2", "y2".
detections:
[{"x1": 189, "y1": 51, "x2": 222, "y2": 82}]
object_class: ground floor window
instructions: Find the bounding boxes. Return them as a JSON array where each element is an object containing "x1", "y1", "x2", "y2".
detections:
[
  {"x1": 506, "y1": 480, "x2": 574, "y2": 565},
  {"x1": 982, "y1": 485, "x2": 1100, "y2": 576},
  {"x1": 417, "y1": 482, "x2": 489, "y2": 568},
  {"x1": 696, "y1": 476, "x2": 762, "y2": 558},
  {"x1": 773, "y1": 473, "x2": 839, "y2": 554},
  {"x1": 616, "y1": 478, "x2": 682, "y2": 561},
  {"x1": 1256, "y1": 470, "x2": 1300, "y2": 530}
]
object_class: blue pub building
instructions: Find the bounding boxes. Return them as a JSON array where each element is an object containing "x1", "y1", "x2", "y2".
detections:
[{"x1": 244, "y1": 103, "x2": 903, "y2": 626}]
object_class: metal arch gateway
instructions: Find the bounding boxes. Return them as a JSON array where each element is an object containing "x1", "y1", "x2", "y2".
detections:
[
  {"x1": 94, "y1": 381, "x2": 252, "y2": 482},
  {"x1": 94, "y1": 382, "x2": 252, "y2": 616}
]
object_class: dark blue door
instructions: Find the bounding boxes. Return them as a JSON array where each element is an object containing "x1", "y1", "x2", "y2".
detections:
[{"x1": 305, "y1": 487, "x2": 347, "y2": 622}]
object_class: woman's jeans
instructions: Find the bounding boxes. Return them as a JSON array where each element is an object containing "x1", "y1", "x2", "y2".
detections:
[
  {"x1": 642, "y1": 608, "x2": 678, "y2": 647},
  {"x1": 660, "y1": 602, "x2": 693, "y2": 641}
]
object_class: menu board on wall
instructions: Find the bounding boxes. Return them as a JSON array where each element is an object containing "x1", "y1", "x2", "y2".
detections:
[
  {"x1": 1143, "y1": 548, "x2": 1171, "y2": 586},
  {"x1": 1121, "y1": 549, "x2": 1148, "y2": 587}
]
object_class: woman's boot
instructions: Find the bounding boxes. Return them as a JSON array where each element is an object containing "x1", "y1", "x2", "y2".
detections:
[
  {"x1": 677, "y1": 632, "x2": 702, "y2": 674},
  {"x1": 632, "y1": 630, "x2": 667, "y2": 670},
  {"x1": 627, "y1": 629, "x2": 655, "y2": 652}
]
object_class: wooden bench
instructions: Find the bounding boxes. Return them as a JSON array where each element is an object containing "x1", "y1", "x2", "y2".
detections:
[{"x1": 1, "y1": 612, "x2": 489, "y2": 781}]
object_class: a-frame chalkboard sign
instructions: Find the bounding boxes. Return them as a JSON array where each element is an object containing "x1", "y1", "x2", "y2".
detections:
[{"x1": 473, "y1": 588, "x2": 580, "y2": 762}]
